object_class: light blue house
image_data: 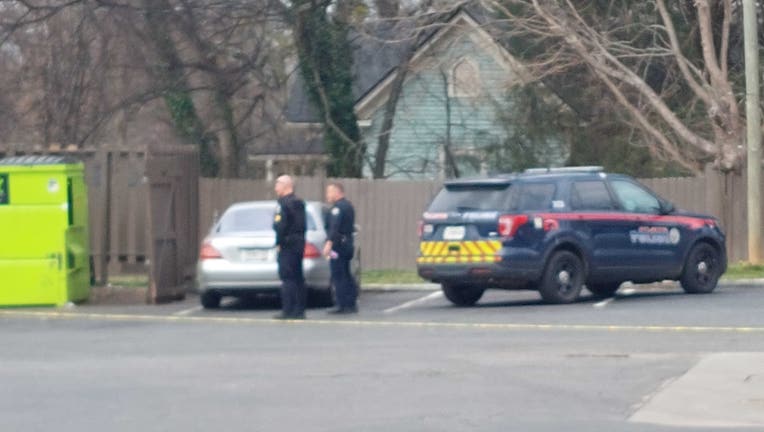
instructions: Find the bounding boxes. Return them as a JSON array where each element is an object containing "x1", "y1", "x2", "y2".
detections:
[{"x1": 283, "y1": 5, "x2": 568, "y2": 179}]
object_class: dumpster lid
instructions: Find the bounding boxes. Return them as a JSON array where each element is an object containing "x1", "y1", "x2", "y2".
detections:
[{"x1": 0, "y1": 156, "x2": 79, "y2": 166}]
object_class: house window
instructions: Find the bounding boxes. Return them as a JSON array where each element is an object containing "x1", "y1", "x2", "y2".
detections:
[{"x1": 450, "y1": 58, "x2": 481, "y2": 98}]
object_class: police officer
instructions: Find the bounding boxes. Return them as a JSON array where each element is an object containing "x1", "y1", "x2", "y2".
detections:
[
  {"x1": 323, "y1": 182, "x2": 359, "y2": 314},
  {"x1": 272, "y1": 175, "x2": 307, "y2": 320}
]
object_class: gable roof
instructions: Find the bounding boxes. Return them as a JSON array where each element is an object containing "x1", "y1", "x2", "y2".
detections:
[{"x1": 284, "y1": 3, "x2": 496, "y2": 124}]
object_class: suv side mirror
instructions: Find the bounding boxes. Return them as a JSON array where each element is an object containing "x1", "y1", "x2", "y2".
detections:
[{"x1": 660, "y1": 201, "x2": 675, "y2": 215}]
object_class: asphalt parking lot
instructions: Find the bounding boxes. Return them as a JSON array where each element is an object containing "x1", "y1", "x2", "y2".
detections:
[
  {"x1": 2, "y1": 283, "x2": 764, "y2": 431},
  {"x1": 28, "y1": 281, "x2": 764, "y2": 329}
]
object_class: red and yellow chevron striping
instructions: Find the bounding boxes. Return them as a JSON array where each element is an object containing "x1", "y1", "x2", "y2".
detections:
[{"x1": 416, "y1": 240, "x2": 502, "y2": 264}]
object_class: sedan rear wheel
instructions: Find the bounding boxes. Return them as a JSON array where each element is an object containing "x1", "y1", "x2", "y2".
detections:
[
  {"x1": 200, "y1": 290, "x2": 222, "y2": 309},
  {"x1": 538, "y1": 251, "x2": 584, "y2": 304},
  {"x1": 441, "y1": 283, "x2": 485, "y2": 307}
]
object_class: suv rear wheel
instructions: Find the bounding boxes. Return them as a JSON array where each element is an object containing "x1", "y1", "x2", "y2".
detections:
[
  {"x1": 680, "y1": 242, "x2": 722, "y2": 294},
  {"x1": 539, "y1": 251, "x2": 585, "y2": 304},
  {"x1": 441, "y1": 283, "x2": 485, "y2": 307}
]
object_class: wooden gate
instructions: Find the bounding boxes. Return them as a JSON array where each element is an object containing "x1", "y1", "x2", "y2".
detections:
[{"x1": 145, "y1": 146, "x2": 200, "y2": 303}]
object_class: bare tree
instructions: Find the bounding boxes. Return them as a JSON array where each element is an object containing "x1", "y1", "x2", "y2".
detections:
[
  {"x1": 0, "y1": 1, "x2": 290, "y2": 177},
  {"x1": 486, "y1": 0, "x2": 745, "y2": 174}
]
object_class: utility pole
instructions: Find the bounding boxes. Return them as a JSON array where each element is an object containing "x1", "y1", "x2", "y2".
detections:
[{"x1": 744, "y1": 0, "x2": 762, "y2": 263}]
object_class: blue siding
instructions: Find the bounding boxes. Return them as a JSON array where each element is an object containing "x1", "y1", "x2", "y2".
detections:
[{"x1": 363, "y1": 31, "x2": 515, "y2": 179}]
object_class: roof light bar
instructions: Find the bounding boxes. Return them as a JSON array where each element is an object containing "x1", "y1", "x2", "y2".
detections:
[{"x1": 523, "y1": 166, "x2": 604, "y2": 174}]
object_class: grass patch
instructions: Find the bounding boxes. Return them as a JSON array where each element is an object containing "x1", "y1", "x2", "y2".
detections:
[
  {"x1": 99, "y1": 262, "x2": 762, "y2": 288},
  {"x1": 361, "y1": 269, "x2": 425, "y2": 284},
  {"x1": 722, "y1": 262, "x2": 764, "y2": 280}
]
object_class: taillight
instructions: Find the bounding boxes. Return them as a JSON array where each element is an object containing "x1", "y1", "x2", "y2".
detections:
[
  {"x1": 304, "y1": 243, "x2": 321, "y2": 259},
  {"x1": 543, "y1": 218, "x2": 560, "y2": 231},
  {"x1": 498, "y1": 214, "x2": 528, "y2": 237},
  {"x1": 199, "y1": 242, "x2": 223, "y2": 260},
  {"x1": 417, "y1": 220, "x2": 424, "y2": 238}
]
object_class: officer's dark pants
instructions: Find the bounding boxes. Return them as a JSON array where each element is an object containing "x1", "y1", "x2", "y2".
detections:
[
  {"x1": 330, "y1": 252, "x2": 358, "y2": 309},
  {"x1": 278, "y1": 248, "x2": 306, "y2": 316}
]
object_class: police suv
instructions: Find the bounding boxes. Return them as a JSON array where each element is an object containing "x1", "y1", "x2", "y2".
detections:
[{"x1": 416, "y1": 167, "x2": 727, "y2": 306}]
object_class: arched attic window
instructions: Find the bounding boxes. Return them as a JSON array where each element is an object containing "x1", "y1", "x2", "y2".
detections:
[{"x1": 449, "y1": 58, "x2": 481, "y2": 98}]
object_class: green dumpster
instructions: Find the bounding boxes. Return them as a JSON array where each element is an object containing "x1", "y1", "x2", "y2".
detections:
[{"x1": 0, "y1": 156, "x2": 91, "y2": 306}]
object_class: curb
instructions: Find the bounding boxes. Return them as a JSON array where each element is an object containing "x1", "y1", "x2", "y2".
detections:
[
  {"x1": 361, "y1": 283, "x2": 439, "y2": 292},
  {"x1": 718, "y1": 278, "x2": 764, "y2": 287},
  {"x1": 361, "y1": 279, "x2": 764, "y2": 292}
]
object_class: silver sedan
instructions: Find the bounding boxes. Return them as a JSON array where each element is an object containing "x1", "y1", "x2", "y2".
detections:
[{"x1": 196, "y1": 200, "x2": 358, "y2": 309}]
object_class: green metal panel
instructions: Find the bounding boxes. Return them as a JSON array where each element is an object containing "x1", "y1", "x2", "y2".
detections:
[
  {"x1": 0, "y1": 156, "x2": 91, "y2": 306},
  {"x1": 0, "y1": 173, "x2": 8, "y2": 205}
]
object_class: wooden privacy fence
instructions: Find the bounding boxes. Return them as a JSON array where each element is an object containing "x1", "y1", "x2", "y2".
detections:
[
  {"x1": 85, "y1": 150, "x2": 150, "y2": 281},
  {"x1": 3, "y1": 153, "x2": 748, "y2": 276}
]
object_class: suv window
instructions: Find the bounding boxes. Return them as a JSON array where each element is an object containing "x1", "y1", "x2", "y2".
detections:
[
  {"x1": 610, "y1": 180, "x2": 661, "y2": 214},
  {"x1": 570, "y1": 181, "x2": 615, "y2": 210},
  {"x1": 428, "y1": 185, "x2": 511, "y2": 212},
  {"x1": 509, "y1": 182, "x2": 556, "y2": 211}
]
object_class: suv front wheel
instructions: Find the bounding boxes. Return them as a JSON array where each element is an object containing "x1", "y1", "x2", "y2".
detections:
[
  {"x1": 442, "y1": 283, "x2": 485, "y2": 307},
  {"x1": 538, "y1": 251, "x2": 585, "y2": 304},
  {"x1": 680, "y1": 242, "x2": 722, "y2": 294}
]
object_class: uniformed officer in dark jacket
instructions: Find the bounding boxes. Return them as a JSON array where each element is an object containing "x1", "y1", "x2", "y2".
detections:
[
  {"x1": 322, "y1": 182, "x2": 359, "y2": 314},
  {"x1": 272, "y1": 175, "x2": 307, "y2": 320}
]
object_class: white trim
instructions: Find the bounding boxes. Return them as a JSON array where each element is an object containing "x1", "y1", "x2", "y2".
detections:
[
  {"x1": 448, "y1": 57, "x2": 481, "y2": 98},
  {"x1": 285, "y1": 121, "x2": 323, "y2": 128},
  {"x1": 247, "y1": 154, "x2": 328, "y2": 162}
]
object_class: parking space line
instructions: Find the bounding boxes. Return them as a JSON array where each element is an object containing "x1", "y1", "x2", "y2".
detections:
[
  {"x1": 383, "y1": 291, "x2": 443, "y2": 314},
  {"x1": 593, "y1": 298, "x2": 615, "y2": 308},
  {"x1": 3, "y1": 309, "x2": 763, "y2": 334},
  {"x1": 592, "y1": 287, "x2": 641, "y2": 308},
  {"x1": 173, "y1": 299, "x2": 233, "y2": 316},
  {"x1": 173, "y1": 306, "x2": 203, "y2": 316}
]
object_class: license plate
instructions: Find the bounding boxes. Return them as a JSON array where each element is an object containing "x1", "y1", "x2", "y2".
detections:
[
  {"x1": 443, "y1": 226, "x2": 466, "y2": 241},
  {"x1": 240, "y1": 249, "x2": 269, "y2": 262}
]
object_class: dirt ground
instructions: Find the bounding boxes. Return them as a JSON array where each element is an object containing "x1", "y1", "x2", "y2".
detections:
[{"x1": 85, "y1": 285, "x2": 148, "y2": 305}]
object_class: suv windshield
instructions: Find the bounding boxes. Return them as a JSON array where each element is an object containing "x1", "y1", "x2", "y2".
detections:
[{"x1": 428, "y1": 185, "x2": 511, "y2": 212}]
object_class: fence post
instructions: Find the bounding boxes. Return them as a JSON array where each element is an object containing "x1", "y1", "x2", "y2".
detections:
[{"x1": 99, "y1": 150, "x2": 112, "y2": 285}]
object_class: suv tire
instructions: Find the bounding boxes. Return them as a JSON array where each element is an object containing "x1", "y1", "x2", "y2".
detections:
[
  {"x1": 680, "y1": 242, "x2": 722, "y2": 294},
  {"x1": 586, "y1": 282, "x2": 621, "y2": 298},
  {"x1": 200, "y1": 290, "x2": 222, "y2": 309},
  {"x1": 442, "y1": 283, "x2": 484, "y2": 307},
  {"x1": 539, "y1": 251, "x2": 585, "y2": 304}
]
